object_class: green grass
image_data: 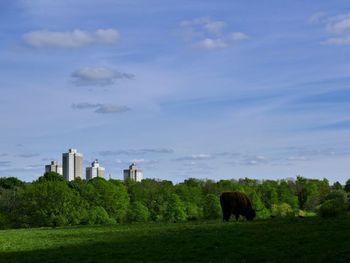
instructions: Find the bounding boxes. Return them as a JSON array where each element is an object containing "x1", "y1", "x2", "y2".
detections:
[{"x1": 0, "y1": 216, "x2": 350, "y2": 263}]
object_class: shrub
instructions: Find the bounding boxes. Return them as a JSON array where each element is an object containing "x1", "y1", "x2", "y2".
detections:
[
  {"x1": 256, "y1": 208, "x2": 271, "y2": 219},
  {"x1": 271, "y1": 203, "x2": 294, "y2": 217},
  {"x1": 185, "y1": 202, "x2": 202, "y2": 221},
  {"x1": 318, "y1": 190, "x2": 348, "y2": 218},
  {"x1": 0, "y1": 213, "x2": 9, "y2": 229},
  {"x1": 318, "y1": 200, "x2": 345, "y2": 218},
  {"x1": 324, "y1": 190, "x2": 347, "y2": 203}
]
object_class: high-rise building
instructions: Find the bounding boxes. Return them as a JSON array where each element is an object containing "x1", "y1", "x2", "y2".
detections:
[
  {"x1": 62, "y1": 149, "x2": 83, "y2": 181},
  {"x1": 86, "y1": 159, "x2": 105, "y2": 180},
  {"x1": 123, "y1": 163, "x2": 143, "y2": 182},
  {"x1": 45, "y1": 160, "x2": 63, "y2": 175}
]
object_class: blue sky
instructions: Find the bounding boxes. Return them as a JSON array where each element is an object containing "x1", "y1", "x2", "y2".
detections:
[{"x1": 1, "y1": 0, "x2": 350, "y2": 183}]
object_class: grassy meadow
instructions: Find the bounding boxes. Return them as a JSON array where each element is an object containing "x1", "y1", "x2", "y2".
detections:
[{"x1": 0, "y1": 215, "x2": 349, "y2": 263}]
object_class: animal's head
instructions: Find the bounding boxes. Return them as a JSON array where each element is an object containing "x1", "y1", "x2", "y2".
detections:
[{"x1": 246, "y1": 209, "x2": 256, "y2": 221}]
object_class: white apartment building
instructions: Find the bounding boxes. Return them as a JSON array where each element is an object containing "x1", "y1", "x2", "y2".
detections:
[
  {"x1": 45, "y1": 160, "x2": 63, "y2": 175},
  {"x1": 86, "y1": 159, "x2": 105, "y2": 180},
  {"x1": 62, "y1": 149, "x2": 83, "y2": 181},
  {"x1": 123, "y1": 163, "x2": 143, "y2": 182}
]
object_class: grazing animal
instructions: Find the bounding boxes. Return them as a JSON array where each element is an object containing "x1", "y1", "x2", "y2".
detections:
[{"x1": 220, "y1": 192, "x2": 256, "y2": 221}]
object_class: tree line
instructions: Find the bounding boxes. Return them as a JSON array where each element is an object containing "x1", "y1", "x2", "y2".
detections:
[{"x1": 0, "y1": 172, "x2": 349, "y2": 229}]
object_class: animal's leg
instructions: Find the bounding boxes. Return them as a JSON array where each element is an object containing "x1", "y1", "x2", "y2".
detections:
[
  {"x1": 235, "y1": 214, "x2": 239, "y2": 221},
  {"x1": 223, "y1": 211, "x2": 231, "y2": 222}
]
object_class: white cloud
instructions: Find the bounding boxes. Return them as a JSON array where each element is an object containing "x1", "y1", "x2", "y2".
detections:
[
  {"x1": 231, "y1": 155, "x2": 269, "y2": 166},
  {"x1": 72, "y1": 102, "x2": 130, "y2": 114},
  {"x1": 71, "y1": 67, "x2": 134, "y2": 86},
  {"x1": 190, "y1": 154, "x2": 212, "y2": 160},
  {"x1": 322, "y1": 36, "x2": 350, "y2": 45},
  {"x1": 23, "y1": 29, "x2": 120, "y2": 48},
  {"x1": 230, "y1": 32, "x2": 248, "y2": 41},
  {"x1": 17, "y1": 153, "x2": 40, "y2": 158},
  {"x1": 308, "y1": 12, "x2": 327, "y2": 24},
  {"x1": 244, "y1": 155, "x2": 268, "y2": 165},
  {"x1": 0, "y1": 161, "x2": 11, "y2": 167},
  {"x1": 194, "y1": 38, "x2": 228, "y2": 49},
  {"x1": 95, "y1": 105, "x2": 130, "y2": 114},
  {"x1": 180, "y1": 17, "x2": 248, "y2": 49},
  {"x1": 326, "y1": 15, "x2": 350, "y2": 34},
  {"x1": 72, "y1": 102, "x2": 102, "y2": 109},
  {"x1": 99, "y1": 148, "x2": 174, "y2": 156},
  {"x1": 176, "y1": 154, "x2": 212, "y2": 161},
  {"x1": 129, "y1": 159, "x2": 158, "y2": 168},
  {"x1": 314, "y1": 13, "x2": 350, "y2": 46},
  {"x1": 94, "y1": 29, "x2": 120, "y2": 44},
  {"x1": 287, "y1": 156, "x2": 308, "y2": 161},
  {"x1": 204, "y1": 21, "x2": 226, "y2": 35},
  {"x1": 24, "y1": 164, "x2": 44, "y2": 170}
]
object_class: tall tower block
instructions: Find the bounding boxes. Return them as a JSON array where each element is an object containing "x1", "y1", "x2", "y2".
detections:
[{"x1": 62, "y1": 149, "x2": 83, "y2": 181}]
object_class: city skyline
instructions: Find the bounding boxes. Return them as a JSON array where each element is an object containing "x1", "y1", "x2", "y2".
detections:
[
  {"x1": 45, "y1": 149, "x2": 141, "y2": 181},
  {"x1": 1, "y1": 1, "x2": 350, "y2": 183}
]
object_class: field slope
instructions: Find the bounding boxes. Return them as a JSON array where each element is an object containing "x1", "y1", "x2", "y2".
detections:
[{"x1": 0, "y1": 216, "x2": 349, "y2": 263}]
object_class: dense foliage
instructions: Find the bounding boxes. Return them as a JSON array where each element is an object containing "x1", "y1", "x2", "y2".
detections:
[{"x1": 0, "y1": 173, "x2": 349, "y2": 229}]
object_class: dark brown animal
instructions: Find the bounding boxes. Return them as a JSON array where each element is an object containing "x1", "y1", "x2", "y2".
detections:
[{"x1": 220, "y1": 192, "x2": 256, "y2": 221}]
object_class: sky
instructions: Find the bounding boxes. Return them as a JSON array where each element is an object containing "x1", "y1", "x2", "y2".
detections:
[{"x1": 1, "y1": 0, "x2": 350, "y2": 183}]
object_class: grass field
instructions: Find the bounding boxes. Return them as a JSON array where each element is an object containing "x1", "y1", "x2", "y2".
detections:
[{"x1": 0, "y1": 216, "x2": 349, "y2": 263}]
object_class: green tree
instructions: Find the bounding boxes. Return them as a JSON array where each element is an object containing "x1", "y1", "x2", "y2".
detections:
[
  {"x1": 319, "y1": 178, "x2": 330, "y2": 199},
  {"x1": 344, "y1": 179, "x2": 350, "y2": 193},
  {"x1": 37, "y1": 172, "x2": 65, "y2": 183},
  {"x1": 249, "y1": 190, "x2": 270, "y2": 219},
  {"x1": 127, "y1": 201, "x2": 150, "y2": 222},
  {"x1": 163, "y1": 193, "x2": 186, "y2": 222},
  {"x1": 129, "y1": 179, "x2": 173, "y2": 221},
  {"x1": 0, "y1": 213, "x2": 8, "y2": 229},
  {"x1": 333, "y1": 181, "x2": 343, "y2": 190},
  {"x1": 318, "y1": 190, "x2": 348, "y2": 218},
  {"x1": 216, "y1": 180, "x2": 242, "y2": 193},
  {"x1": 271, "y1": 203, "x2": 294, "y2": 217},
  {"x1": 175, "y1": 181, "x2": 203, "y2": 220},
  {"x1": 203, "y1": 194, "x2": 221, "y2": 219},
  {"x1": 296, "y1": 176, "x2": 308, "y2": 209},
  {"x1": 22, "y1": 181, "x2": 85, "y2": 227},
  {"x1": 278, "y1": 180, "x2": 298, "y2": 210},
  {"x1": 0, "y1": 188, "x2": 25, "y2": 228},
  {"x1": 304, "y1": 183, "x2": 320, "y2": 211},
  {"x1": 185, "y1": 202, "x2": 202, "y2": 220},
  {"x1": 258, "y1": 181, "x2": 278, "y2": 209},
  {"x1": 88, "y1": 206, "x2": 115, "y2": 225},
  {"x1": 0, "y1": 177, "x2": 25, "y2": 190},
  {"x1": 324, "y1": 190, "x2": 348, "y2": 204},
  {"x1": 83, "y1": 178, "x2": 129, "y2": 223},
  {"x1": 68, "y1": 177, "x2": 86, "y2": 194},
  {"x1": 239, "y1": 178, "x2": 259, "y2": 188},
  {"x1": 202, "y1": 180, "x2": 217, "y2": 195}
]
